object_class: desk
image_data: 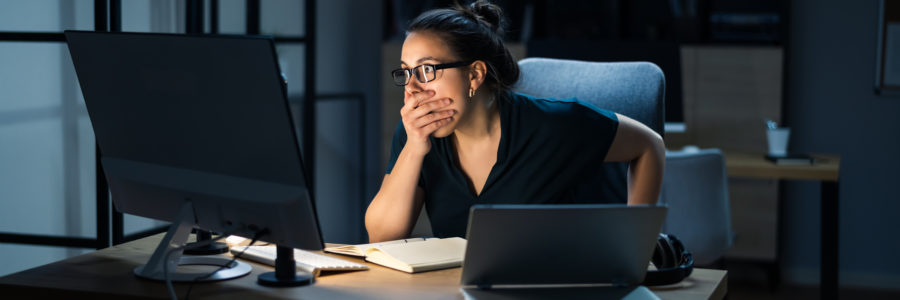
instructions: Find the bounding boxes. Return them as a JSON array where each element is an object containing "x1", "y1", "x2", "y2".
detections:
[
  {"x1": 725, "y1": 152, "x2": 840, "y2": 300},
  {"x1": 0, "y1": 233, "x2": 727, "y2": 299}
]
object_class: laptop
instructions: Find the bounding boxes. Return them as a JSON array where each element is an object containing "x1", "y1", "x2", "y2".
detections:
[{"x1": 460, "y1": 204, "x2": 666, "y2": 299}]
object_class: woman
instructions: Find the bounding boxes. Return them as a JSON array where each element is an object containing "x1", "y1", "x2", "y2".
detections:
[{"x1": 365, "y1": 0, "x2": 665, "y2": 242}]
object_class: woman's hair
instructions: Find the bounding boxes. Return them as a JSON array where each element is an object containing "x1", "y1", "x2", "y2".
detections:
[{"x1": 408, "y1": 0, "x2": 519, "y2": 97}]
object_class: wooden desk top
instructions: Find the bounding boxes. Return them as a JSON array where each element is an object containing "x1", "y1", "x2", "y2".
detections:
[
  {"x1": 0, "y1": 234, "x2": 727, "y2": 300},
  {"x1": 724, "y1": 152, "x2": 840, "y2": 181}
]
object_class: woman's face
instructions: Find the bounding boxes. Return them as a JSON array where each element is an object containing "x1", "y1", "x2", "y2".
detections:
[{"x1": 400, "y1": 31, "x2": 472, "y2": 138}]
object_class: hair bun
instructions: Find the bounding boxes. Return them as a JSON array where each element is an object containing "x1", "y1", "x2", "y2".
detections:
[
  {"x1": 408, "y1": 1, "x2": 520, "y2": 94},
  {"x1": 467, "y1": 0, "x2": 504, "y2": 34}
]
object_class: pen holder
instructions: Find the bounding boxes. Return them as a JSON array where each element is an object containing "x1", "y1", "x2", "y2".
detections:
[{"x1": 766, "y1": 127, "x2": 790, "y2": 156}]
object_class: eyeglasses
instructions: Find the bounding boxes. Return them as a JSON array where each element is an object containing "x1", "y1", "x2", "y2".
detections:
[{"x1": 391, "y1": 61, "x2": 472, "y2": 86}]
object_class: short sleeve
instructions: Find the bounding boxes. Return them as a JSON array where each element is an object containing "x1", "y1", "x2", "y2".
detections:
[
  {"x1": 575, "y1": 101, "x2": 620, "y2": 160},
  {"x1": 385, "y1": 122, "x2": 407, "y2": 174}
]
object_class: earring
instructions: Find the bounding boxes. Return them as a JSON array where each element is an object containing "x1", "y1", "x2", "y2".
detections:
[{"x1": 469, "y1": 88, "x2": 475, "y2": 98}]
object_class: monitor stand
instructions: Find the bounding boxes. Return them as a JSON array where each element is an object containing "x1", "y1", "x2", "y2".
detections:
[
  {"x1": 254, "y1": 73, "x2": 313, "y2": 286},
  {"x1": 257, "y1": 245, "x2": 315, "y2": 287},
  {"x1": 184, "y1": 229, "x2": 230, "y2": 255},
  {"x1": 133, "y1": 202, "x2": 251, "y2": 282}
]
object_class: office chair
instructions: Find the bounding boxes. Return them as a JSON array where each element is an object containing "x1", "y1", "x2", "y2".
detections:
[
  {"x1": 514, "y1": 57, "x2": 666, "y2": 204},
  {"x1": 657, "y1": 147, "x2": 734, "y2": 266}
]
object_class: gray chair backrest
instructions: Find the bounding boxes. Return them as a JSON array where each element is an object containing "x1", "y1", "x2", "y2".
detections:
[
  {"x1": 658, "y1": 148, "x2": 733, "y2": 265},
  {"x1": 513, "y1": 57, "x2": 666, "y2": 203},
  {"x1": 514, "y1": 57, "x2": 665, "y2": 134}
]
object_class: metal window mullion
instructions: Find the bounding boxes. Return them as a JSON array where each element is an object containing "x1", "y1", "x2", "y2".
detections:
[
  {"x1": 246, "y1": 0, "x2": 260, "y2": 35},
  {"x1": 303, "y1": 0, "x2": 316, "y2": 198},
  {"x1": 94, "y1": 0, "x2": 111, "y2": 250},
  {"x1": 210, "y1": 0, "x2": 219, "y2": 34},
  {"x1": 106, "y1": 0, "x2": 127, "y2": 246},
  {"x1": 110, "y1": 0, "x2": 121, "y2": 32},
  {"x1": 0, "y1": 32, "x2": 65, "y2": 42},
  {"x1": 186, "y1": 0, "x2": 204, "y2": 34},
  {"x1": 0, "y1": 233, "x2": 98, "y2": 249}
]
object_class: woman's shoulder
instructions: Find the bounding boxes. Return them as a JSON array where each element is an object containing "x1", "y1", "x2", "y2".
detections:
[{"x1": 506, "y1": 91, "x2": 616, "y2": 121}]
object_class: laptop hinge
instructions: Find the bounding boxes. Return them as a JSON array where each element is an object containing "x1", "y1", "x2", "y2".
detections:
[{"x1": 476, "y1": 284, "x2": 492, "y2": 290}]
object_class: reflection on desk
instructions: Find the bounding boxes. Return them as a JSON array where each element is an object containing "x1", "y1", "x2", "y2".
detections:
[{"x1": 0, "y1": 233, "x2": 727, "y2": 300}]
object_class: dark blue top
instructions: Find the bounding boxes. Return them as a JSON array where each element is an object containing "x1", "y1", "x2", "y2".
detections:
[{"x1": 385, "y1": 91, "x2": 620, "y2": 238}]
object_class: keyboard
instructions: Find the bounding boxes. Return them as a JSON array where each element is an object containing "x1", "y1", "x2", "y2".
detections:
[{"x1": 231, "y1": 245, "x2": 369, "y2": 274}]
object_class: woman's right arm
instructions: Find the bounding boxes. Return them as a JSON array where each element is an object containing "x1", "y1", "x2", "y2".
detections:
[
  {"x1": 365, "y1": 154, "x2": 426, "y2": 243},
  {"x1": 365, "y1": 90, "x2": 455, "y2": 242}
]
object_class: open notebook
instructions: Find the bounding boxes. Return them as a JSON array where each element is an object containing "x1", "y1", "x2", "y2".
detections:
[{"x1": 325, "y1": 237, "x2": 467, "y2": 273}]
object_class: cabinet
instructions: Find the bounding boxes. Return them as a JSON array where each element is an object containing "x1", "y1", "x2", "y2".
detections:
[{"x1": 675, "y1": 45, "x2": 785, "y2": 263}]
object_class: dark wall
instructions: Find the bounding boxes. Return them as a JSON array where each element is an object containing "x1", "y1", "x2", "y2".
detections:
[
  {"x1": 782, "y1": 0, "x2": 900, "y2": 288},
  {"x1": 314, "y1": 0, "x2": 383, "y2": 244}
]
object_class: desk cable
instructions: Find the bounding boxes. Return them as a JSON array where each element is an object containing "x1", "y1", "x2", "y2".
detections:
[
  {"x1": 183, "y1": 229, "x2": 268, "y2": 300},
  {"x1": 161, "y1": 225, "x2": 242, "y2": 300}
]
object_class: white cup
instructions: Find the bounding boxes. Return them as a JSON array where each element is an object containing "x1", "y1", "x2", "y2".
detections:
[{"x1": 766, "y1": 128, "x2": 790, "y2": 156}]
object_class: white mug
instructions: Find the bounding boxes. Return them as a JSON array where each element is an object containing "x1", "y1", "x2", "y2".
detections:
[{"x1": 766, "y1": 128, "x2": 790, "y2": 156}]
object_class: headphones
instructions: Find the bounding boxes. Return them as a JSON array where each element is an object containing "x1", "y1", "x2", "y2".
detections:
[{"x1": 644, "y1": 233, "x2": 694, "y2": 286}]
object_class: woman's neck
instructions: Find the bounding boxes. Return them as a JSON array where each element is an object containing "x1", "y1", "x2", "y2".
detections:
[{"x1": 453, "y1": 93, "x2": 501, "y2": 145}]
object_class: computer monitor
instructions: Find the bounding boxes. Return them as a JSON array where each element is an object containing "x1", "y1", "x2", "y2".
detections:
[{"x1": 65, "y1": 31, "x2": 322, "y2": 286}]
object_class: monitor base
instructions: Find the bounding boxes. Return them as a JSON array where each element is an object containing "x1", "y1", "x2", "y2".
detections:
[
  {"x1": 133, "y1": 202, "x2": 251, "y2": 282},
  {"x1": 257, "y1": 244, "x2": 315, "y2": 287},
  {"x1": 185, "y1": 230, "x2": 230, "y2": 255},
  {"x1": 135, "y1": 256, "x2": 252, "y2": 282},
  {"x1": 258, "y1": 271, "x2": 315, "y2": 287},
  {"x1": 183, "y1": 241, "x2": 230, "y2": 255}
]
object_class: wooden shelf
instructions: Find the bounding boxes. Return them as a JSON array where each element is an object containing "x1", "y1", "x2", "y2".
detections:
[{"x1": 724, "y1": 152, "x2": 840, "y2": 182}]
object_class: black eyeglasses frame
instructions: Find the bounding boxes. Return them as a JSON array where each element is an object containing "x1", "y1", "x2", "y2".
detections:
[{"x1": 391, "y1": 61, "x2": 473, "y2": 86}]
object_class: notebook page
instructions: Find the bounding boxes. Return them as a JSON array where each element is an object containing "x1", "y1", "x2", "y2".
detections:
[
  {"x1": 325, "y1": 237, "x2": 427, "y2": 256},
  {"x1": 366, "y1": 237, "x2": 466, "y2": 270}
]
